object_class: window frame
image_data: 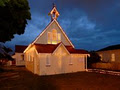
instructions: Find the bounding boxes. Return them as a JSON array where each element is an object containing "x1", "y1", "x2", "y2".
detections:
[
  {"x1": 111, "y1": 53, "x2": 115, "y2": 62},
  {"x1": 46, "y1": 55, "x2": 51, "y2": 67}
]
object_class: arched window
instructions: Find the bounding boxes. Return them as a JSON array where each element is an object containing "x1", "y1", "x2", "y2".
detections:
[
  {"x1": 47, "y1": 29, "x2": 61, "y2": 44},
  {"x1": 52, "y1": 29, "x2": 57, "y2": 41}
]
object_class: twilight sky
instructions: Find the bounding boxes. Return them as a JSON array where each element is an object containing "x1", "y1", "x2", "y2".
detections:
[{"x1": 5, "y1": 0, "x2": 120, "y2": 51}]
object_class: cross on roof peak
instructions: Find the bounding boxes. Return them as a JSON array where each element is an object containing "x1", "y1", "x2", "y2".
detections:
[{"x1": 49, "y1": 4, "x2": 60, "y2": 21}]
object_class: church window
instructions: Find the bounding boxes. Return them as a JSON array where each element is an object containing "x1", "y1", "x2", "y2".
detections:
[
  {"x1": 58, "y1": 33, "x2": 61, "y2": 43},
  {"x1": 52, "y1": 29, "x2": 57, "y2": 44},
  {"x1": 48, "y1": 32, "x2": 51, "y2": 44},
  {"x1": 47, "y1": 29, "x2": 61, "y2": 44}
]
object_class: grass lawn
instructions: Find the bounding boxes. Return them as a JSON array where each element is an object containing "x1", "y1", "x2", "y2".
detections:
[{"x1": 0, "y1": 66, "x2": 120, "y2": 90}]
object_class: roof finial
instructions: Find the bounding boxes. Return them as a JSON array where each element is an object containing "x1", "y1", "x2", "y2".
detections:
[{"x1": 48, "y1": 4, "x2": 60, "y2": 21}]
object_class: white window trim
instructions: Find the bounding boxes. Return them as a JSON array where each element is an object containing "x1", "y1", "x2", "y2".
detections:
[
  {"x1": 69, "y1": 56, "x2": 73, "y2": 65},
  {"x1": 46, "y1": 55, "x2": 51, "y2": 67}
]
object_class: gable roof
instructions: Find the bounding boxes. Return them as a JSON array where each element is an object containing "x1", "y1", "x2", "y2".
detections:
[
  {"x1": 31, "y1": 19, "x2": 74, "y2": 48},
  {"x1": 52, "y1": 43, "x2": 70, "y2": 55},
  {"x1": 33, "y1": 43, "x2": 88, "y2": 54},
  {"x1": 97, "y1": 44, "x2": 120, "y2": 52},
  {"x1": 15, "y1": 45, "x2": 28, "y2": 53},
  {"x1": 65, "y1": 46, "x2": 89, "y2": 54},
  {"x1": 34, "y1": 43, "x2": 60, "y2": 53}
]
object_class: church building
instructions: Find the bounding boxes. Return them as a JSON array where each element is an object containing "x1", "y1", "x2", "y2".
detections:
[{"x1": 24, "y1": 5, "x2": 89, "y2": 76}]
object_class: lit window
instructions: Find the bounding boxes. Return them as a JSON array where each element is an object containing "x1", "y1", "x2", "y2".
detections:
[
  {"x1": 52, "y1": 29, "x2": 57, "y2": 41},
  {"x1": 46, "y1": 55, "x2": 50, "y2": 66},
  {"x1": 52, "y1": 29, "x2": 57, "y2": 44},
  {"x1": 58, "y1": 33, "x2": 61, "y2": 43},
  {"x1": 111, "y1": 53, "x2": 115, "y2": 62},
  {"x1": 47, "y1": 29, "x2": 61, "y2": 44},
  {"x1": 48, "y1": 32, "x2": 51, "y2": 44}
]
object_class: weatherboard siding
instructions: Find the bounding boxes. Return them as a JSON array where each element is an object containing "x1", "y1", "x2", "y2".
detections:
[
  {"x1": 25, "y1": 46, "x2": 38, "y2": 73},
  {"x1": 14, "y1": 53, "x2": 25, "y2": 66},
  {"x1": 37, "y1": 45, "x2": 86, "y2": 75},
  {"x1": 97, "y1": 49, "x2": 120, "y2": 62},
  {"x1": 35, "y1": 21, "x2": 71, "y2": 46}
]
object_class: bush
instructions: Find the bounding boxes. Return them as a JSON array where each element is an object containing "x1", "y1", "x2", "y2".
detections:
[{"x1": 87, "y1": 51, "x2": 101, "y2": 68}]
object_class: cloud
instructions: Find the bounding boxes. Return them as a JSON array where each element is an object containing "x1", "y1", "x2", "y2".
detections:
[{"x1": 5, "y1": 0, "x2": 120, "y2": 51}]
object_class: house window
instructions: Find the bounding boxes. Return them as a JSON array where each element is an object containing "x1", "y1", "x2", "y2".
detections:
[
  {"x1": 111, "y1": 53, "x2": 115, "y2": 62},
  {"x1": 47, "y1": 29, "x2": 61, "y2": 44},
  {"x1": 46, "y1": 55, "x2": 50, "y2": 66}
]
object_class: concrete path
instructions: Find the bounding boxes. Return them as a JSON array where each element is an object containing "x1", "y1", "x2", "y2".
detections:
[{"x1": 87, "y1": 69, "x2": 120, "y2": 76}]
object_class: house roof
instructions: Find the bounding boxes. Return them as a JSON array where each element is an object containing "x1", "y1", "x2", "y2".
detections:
[
  {"x1": 65, "y1": 46, "x2": 89, "y2": 54},
  {"x1": 97, "y1": 44, "x2": 120, "y2": 52},
  {"x1": 31, "y1": 19, "x2": 74, "y2": 48},
  {"x1": 15, "y1": 45, "x2": 28, "y2": 53},
  {"x1": 34, "y1": 43, "x2": 60, "y2": 53},
  {"x1": 34, "y1": 43, "x2": 88, "y2": 54}
]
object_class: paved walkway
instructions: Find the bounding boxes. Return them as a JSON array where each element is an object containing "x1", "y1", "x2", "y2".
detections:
[{"x1": 87, "y1": 69, "x2": 120, "y2": 76}]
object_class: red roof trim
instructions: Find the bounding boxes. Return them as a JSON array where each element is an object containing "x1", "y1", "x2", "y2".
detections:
[
  {"x1": 15, "y1": 45, "x2": 28, "y2": 53},
  {"x1": 34, "y1": 43, "x2": 88, "y2": 54}
]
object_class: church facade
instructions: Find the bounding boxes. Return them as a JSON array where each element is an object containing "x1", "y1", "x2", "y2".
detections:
[{"x1": 24, "y1": 5, "x2": 89, "y2": 76}]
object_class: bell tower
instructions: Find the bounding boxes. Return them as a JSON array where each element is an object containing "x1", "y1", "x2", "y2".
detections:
[{"x1": 49, "y1": 3, "x2": 60, "y2": 21}]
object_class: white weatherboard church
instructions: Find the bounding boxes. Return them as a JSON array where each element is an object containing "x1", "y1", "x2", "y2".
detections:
[{"x1": 24, "y1": 5, "x2": 89, "y2": 76}]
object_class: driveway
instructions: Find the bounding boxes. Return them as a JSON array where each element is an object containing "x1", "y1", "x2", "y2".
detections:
[{"x1": 0, "y1": 66, "x2": 120, "y2": 90}]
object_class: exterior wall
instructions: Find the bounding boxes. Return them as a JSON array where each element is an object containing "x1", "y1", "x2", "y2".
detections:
[
  {"x1": 14, "y1": 53, "x2": 25, "y2": 66},
  {"x1": 35, "y1": 21, "x2": 72, "y2": 46},
  {"x1": 97, "y1": 49, "x2": 120, "y2": 62},
  {"x1": 24, "y1": 46, "x2": 39, "y2": 74},
  {"x1": 38, "y1": 45, "x2": 86, "y2": 76}
]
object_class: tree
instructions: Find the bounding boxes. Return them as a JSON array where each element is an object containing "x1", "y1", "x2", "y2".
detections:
[
  {"x1": 0, "y1": 0, "x2": 31, "y2": 42},
  {"x1": 87, "y1": 51, "x2": 101, "y2": 68},
  {"x1": 0, "y1": 44, "x2": 14, "y2": 65}
]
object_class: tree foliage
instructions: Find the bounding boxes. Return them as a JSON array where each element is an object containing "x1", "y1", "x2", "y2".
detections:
[
  {"x1": 87, "y1": 51, "x2": 101, "y2": 68},
  {"x1": 0, "y1": 0, "x2": 31, "y2": 42},
  {"x1": 0, "y1": 44, "x2": 13, "y2": 59}
]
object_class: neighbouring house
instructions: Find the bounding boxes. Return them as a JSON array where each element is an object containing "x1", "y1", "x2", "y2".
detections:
[
  {"x1": 97, "y1": 44, "x2": 120, "y2": 62},
  {"x1": 24, "y1": 5, "x2": 89, "y2": 76},
  {"x1": 12, "y1": 45, "x2": 27, "y2": 66}
]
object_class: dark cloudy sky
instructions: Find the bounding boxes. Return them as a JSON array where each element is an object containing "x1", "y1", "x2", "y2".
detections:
[{"x1": 5, "y1": 0, "x2": 120, "y2": 51}]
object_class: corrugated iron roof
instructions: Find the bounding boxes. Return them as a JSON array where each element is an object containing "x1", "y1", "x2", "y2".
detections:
[
  {"x1": 34, "y1": 43, "x2": 60, "y2": 53},
  {"x1": 97, "y1": 44, "x2": 120, "y2": 51},
  {"x1": 34, "y1": 43, "x2": 88, "y2": 54}
]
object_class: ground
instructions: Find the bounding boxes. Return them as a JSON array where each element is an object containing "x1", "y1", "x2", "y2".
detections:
[{"x1": 0, "y1": 67, "x2": 120, "y2": 90}]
